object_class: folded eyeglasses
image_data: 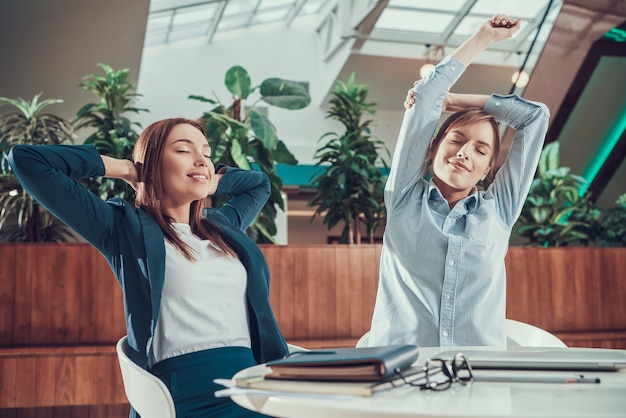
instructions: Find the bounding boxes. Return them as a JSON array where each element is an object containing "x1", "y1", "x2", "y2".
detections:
[{"x1": 395, "y1": 352, "x2": 474, "y2": 391}]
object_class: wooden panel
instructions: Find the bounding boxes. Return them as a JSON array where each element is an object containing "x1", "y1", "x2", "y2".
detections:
[
  {"x1": 505, "y1": 247, "x2": 626, "y2": 335},
  {"x1": 0, "y1": 245, "x2": 16, "y2": 346},
  {"x1": 260, "y1": 245, "x2": 381, "y2": 342},
  {"x1": 0, "y1": 349, "x2": 126, "y2": 408},
  {"x1": 11, "y1": 245, "x2": 33, "y2": 346},
  {"x1": 34, "y1": 357, "x2": 57, "y2": 407},
  {"x1": 319, "y1": 246, "x2": 338, "y2": 340},
  {"x1": 334, "y1": 246, "x2": 351, "y2": 339},
  {"x1": 14, "y1": 356, "x2": 36, "y2": 407},
  {"x1": 53, "y1": 356, "x2": 74, "y2": 407},
  {"x1": 0, "y1": 404, "x2": 130, "y2": 418},
  {"x1": 0, "y1": 357, "x2": 17, "y2": 408}
]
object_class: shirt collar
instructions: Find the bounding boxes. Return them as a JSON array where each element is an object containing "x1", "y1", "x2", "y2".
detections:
[{"x1": 428, "y1": 179, "x2": 479, "y2": 213}]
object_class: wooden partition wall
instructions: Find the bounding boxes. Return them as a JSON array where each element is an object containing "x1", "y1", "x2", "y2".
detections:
[
  {"x1": 2, "y1": 244, "x2": 626, "y2": 349},
  {"x1": 1, "y1": 243, "x2": 626, "y2": 410}
]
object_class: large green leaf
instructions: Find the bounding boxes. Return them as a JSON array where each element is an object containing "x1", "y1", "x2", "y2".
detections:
[
  {"x1": 230, "y1": 139, "x2": 251, "y2": 170},
  {"x1": 274, "y1": 140, "x2": 298, "y2": 165},
  {"x1": 249, "y1": 109, "x2": 277, "y2": 150},
  {"x1": 225, "y1": 66, "x2": 252, "y2": 99},
  {"x1": 260, "y1": 78, "x2": 311, "y2": 109}
]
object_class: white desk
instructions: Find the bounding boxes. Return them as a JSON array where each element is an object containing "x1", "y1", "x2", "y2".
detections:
[{"x1": 229, "y1": 347, "x2": 626, "y2": 418}]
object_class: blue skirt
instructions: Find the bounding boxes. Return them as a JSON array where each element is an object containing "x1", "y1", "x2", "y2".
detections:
[{"x1": 150, "y1": 346, "x2": 270, "y2": 418}]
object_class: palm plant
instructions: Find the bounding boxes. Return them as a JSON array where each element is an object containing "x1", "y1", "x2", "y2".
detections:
[
  {"x1": 514, "y1": 141, "x2": 601, "y2": 246},
  {"x1": 0, "y1": 94, "x2": 76, "y2": 242},
  {"x1": 308, "y1": 73, "x2": 389, "y2": 244},
  {"x1": 189, "y1": 65, "x2": 310, "y2": 243},
  {"x1": 73, "y1": 63, "x2": 148, "y2": 202}
]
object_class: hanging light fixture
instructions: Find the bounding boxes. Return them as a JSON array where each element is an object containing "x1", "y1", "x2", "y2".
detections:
[
  {"x1": 419, "y1": 45, "x2": 444, "y2": 78},
  {"x1": 419, "y1": 63, "x2": 435, "y2": 78},
  {"x1": 511, "y1": 51, "x2": 530, "y2": 88},
  {"x1": 511, "y1": 70, "x2": 530, "y2": 88}
]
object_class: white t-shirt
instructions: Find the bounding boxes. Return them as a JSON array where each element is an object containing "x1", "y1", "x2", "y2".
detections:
[{"x1": 151, "y1": 223, "x2": 251, "y2": 364}]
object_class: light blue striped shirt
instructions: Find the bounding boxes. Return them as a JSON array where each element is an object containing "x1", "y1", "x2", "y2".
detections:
[{"x1": 368, "y1": 56, "x2": 550, "y2": 347}]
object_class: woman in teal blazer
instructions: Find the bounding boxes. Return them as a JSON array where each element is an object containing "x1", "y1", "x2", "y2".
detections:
[{"x1": 9, "y1": 117, "x2": 287, "y2": 417}]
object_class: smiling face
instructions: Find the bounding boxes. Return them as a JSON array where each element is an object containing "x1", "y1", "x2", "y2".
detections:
[
  {"x1": 429, "y1": 110, "x2": 500, "y2": 206},
  {"x1": 159, "y1": 123, "x2": 215, "y2": 214}
]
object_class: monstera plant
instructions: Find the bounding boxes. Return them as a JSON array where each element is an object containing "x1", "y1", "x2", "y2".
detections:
[
  {"x1": 189, "y1": 65, "x2": 310, "y2": 243},
  {"x1": 0, "y1": 94, "x2": 76, "y2": 242}
]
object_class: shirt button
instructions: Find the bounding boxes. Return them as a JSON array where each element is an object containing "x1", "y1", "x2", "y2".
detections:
[
  {"x1": 495, "y1": 101, "x2": 501, "y2": 106},
  {"x1": 442, "y1": 331, "x2": 449, "y2": 337},
  {"x1": 450, "y1": 66, "x2": 456, "y2": 71},
  {"x1": 445, "y1": 294, "x2": 451, "y2": 300},
  {"x1": 448, "y1": 260, "x2": 454, "y2": 266}
]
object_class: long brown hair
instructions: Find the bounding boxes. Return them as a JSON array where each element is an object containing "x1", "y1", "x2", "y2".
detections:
[
  {"x1": 133, "y1": 118, "x2": 236, "y2": 260},
  {"x1": 428, "y1": 109, "x2": 501, "y2": 181}
]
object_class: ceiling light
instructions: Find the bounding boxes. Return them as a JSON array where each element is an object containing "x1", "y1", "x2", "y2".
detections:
[
  {"x1": 511, "y1": 70, "x2": 529, "y2": 88},
  {"x1": 419, "y1": 63, "x2": 435, "y2": 78}
]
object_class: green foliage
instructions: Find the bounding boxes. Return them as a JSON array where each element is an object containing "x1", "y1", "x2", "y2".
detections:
[
  {"x1": 189, "y1": 65, "x2": 309, "y2": 243},
  {"x1": 514, "y1": 142, "x2": 601, "y2": 247},
  {"x1": 598, "y1": 194, "x2": 626, "y2": 246},
  {"x1": 308, "y1": 73, "x2": 389, "y2": 244},
  {"x1": 0, "y1": 94, "x2": 76, "y2": 242},
  {"x1": 73, "y1": 63, "x2": 148, "y2": 201}
]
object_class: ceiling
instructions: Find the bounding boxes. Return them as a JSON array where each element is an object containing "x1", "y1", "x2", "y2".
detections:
[
  {"x1": 146, "y1": 0, "x2": 561, "y2": 66},
  {"x1": 144, "y1": 0, "x2": 563, "y2": 109}
]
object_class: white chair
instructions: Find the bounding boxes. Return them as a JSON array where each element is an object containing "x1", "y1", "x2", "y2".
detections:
[
  {"x1": 356, "y1": 331, "x2": 370, "y2": 348},
  {"x1": 355, "y1": 319, "x2": 567, "y2": 348},
  {"x1": 287, "y1": 343, "x2": 308, "y2": 353},
  {"x1": 116, "y1": 336, "x2": 177, "y2": 418},
  {"x1": 116, "y1": 336, "x2": 305, "y2": 418},
  {"x1": 505, "y1": 319, "x2": 567, "y2": 348}
]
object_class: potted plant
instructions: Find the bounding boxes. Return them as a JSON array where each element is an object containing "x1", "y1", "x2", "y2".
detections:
[
  {"x1": 189, "y1": 65, "x2": 310, "y2": 243},
  {"x1": 513, "y1": 141, "x2": 601, "y2": 247},
  {"x1": 598, "y1": 193, "x2": 626, "y2": 247},
  {"x1": 0, "y1": 94, "x2": 76, "y2": 241},
  {"x1": 308, "y1": 73, "x2": 389, "y2": 244},
  {"x1": 73, "y1": 63, "x2": 148, "y2": 202}
]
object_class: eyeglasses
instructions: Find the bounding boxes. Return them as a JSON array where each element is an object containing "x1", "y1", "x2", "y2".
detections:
[{"x1": 395, "y1": 352, "x2": 474, "y2": 391}]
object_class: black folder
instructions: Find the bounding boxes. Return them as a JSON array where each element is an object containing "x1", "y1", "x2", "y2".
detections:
[{"x1": 265, "y1": 345, "x2": 420, "y2": 381}]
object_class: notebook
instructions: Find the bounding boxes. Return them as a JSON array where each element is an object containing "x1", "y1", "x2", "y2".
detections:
[
  {"x1": 265, "y1": 345, "x2": 420, "y2": 381},
  {"x1": 234, "y1": 363, "x2": 426, "y2": 396},
  {"x1": 436, "y1": 348, "x2": 626, "y2": 371}
]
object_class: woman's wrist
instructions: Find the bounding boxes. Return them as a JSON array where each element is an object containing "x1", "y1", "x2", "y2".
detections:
[{"x1": 102, "y1": 155, "x2": 138, "y2": 186}]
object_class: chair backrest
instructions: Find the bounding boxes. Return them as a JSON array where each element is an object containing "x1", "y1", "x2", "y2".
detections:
[
  {"x1": 355, "y1": 320, "x2": 566, "y2": 348},
  {"x1": 356, "y1": 331, "x2": 370, "y2": 348},
  {"x1": 116, "y1": 336, "x2": 176, "y2": 418},
  {"x1": 505, "y1": 319, "x2": 567, "y2": 348}
]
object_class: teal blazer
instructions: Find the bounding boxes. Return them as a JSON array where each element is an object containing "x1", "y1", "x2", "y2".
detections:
[{"x1": 9, "y1": 144, "x2": 288, "y2": 369}]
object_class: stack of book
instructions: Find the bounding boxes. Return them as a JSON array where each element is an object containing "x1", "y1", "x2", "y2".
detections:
[{"x1": 234, "y1": 345, "x2": 424, "y2": 396}]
